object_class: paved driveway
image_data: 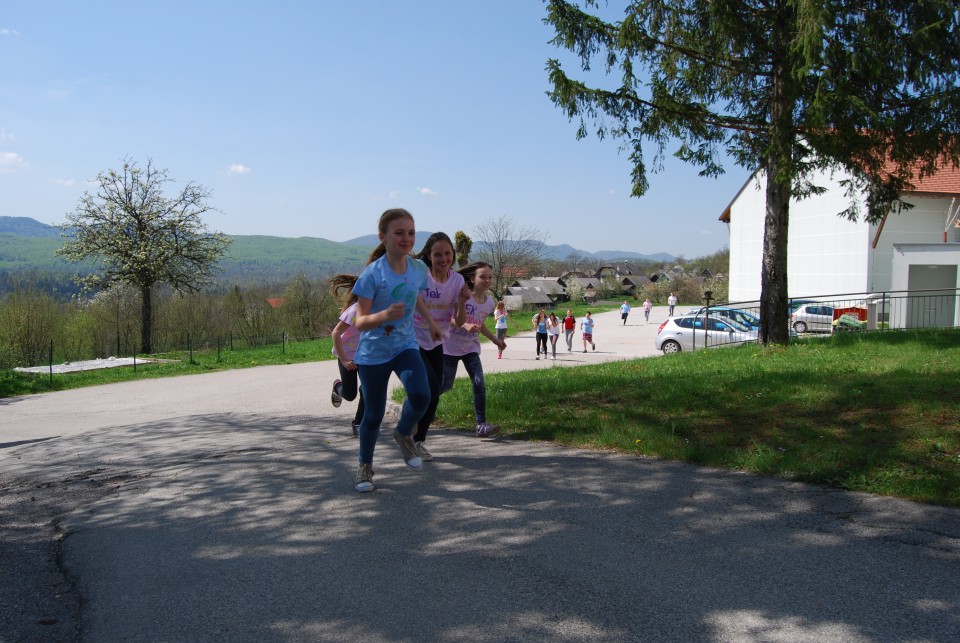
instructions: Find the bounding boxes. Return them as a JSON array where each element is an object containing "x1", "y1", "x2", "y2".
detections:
[{"x1": 2, "y1": 308, "x2": 959, "y2": 642}]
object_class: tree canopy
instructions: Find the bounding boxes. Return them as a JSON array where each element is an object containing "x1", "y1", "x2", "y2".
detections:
[
  {"x1": 57, "y1": 158, "x2": 230, "y2": 353},
  {"x1": 545, "y1": 0, "x2": 960, "y2": 343}
]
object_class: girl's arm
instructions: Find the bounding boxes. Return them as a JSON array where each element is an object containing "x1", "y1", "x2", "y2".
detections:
[
  {"x1": 453, "y1": 285, "x2": 469, "y2": 327},
  {"x1": 479, "y1": 317, "x2": 506, "y2": 349},
  {"x1": 355, "y1": 296, "x2": 404, "y2": 331}
]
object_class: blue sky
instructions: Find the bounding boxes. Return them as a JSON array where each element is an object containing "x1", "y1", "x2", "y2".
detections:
[{"x1": 0, "y1": 1, "x2": 752, "y2": 258}]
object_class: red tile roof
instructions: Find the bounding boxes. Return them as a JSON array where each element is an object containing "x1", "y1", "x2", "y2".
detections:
[{"x1": 890, "y1": 162, "x2": 960, "y2": 196}]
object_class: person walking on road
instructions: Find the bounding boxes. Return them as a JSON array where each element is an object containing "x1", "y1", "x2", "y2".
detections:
[
  {"x1": 643, "y1": 297, "x2": 653, "y2": 323},
  {"x1": 546, "y1": 311, "x2": 561, "y2": 359},
  {"x1": 532, "y1": 308, "x2": 548, "y2": 360},
  {"x1": 581, "y1": 311, "x2": 596, "y2": 352},
  {"x1": 562, "y1": 309, "x2": 577, "y2": 351},
  {"x1": 350, "y1": 209, "x2": 442, "y2": 493},
  {"x1": 668, "y1": 292, "x2": 678, "y2": 317},
  {"x1": 494, "y1": 300, "x2": 509, "y2": 359},
  {"x1": 620, "y1": 300, "x2": 631, "y2": 325}
]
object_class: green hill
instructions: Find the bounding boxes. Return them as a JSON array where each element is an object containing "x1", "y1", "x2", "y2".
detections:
[{"x1": 0, "y1": 220, "x2": 373, "y2": 296}]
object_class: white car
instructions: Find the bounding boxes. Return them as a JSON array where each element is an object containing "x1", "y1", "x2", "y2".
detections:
[
  {"x1": 790, "y1": 304, "x2": 835, "y2": 333},
  {"x1": 655, "y1": 314, "x2": 759, "y2": 354}
]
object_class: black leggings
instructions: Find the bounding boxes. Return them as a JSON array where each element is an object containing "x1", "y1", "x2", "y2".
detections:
[
  {"x1": 415, "y1": 345, "x2": 445, "y2": 442},
  {"x1": 536, "y1": 332, "x2": 548, "y2": 356},
  {"x1": 336, "y1": 360, "x2": 365, "y2": 425}
]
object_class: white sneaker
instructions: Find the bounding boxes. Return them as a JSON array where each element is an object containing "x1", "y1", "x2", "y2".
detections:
[
  {"x1": 415, "y1": 441, "x2": 433, "y2": 462},
  {"x1": 355, "y1": 463, "x2": 374, "y2": 493}
]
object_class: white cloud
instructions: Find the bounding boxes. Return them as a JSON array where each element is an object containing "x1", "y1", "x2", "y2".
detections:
[
  {"x1": 0, "y1": 151, "x2": 28, "y2": 173},
  {"x1": 49, "y1": 177, "x2": 76, "y2": 187},
  {"x1": 418, "y1": 186, "x2": 439, "y2": 197},
  {"x1": 0, "y1": 28, "x2": 21, "y2": 36},
  {"x1": 388, "y1": 190, "x2": 399, "y2": 199},
  {"x1": 0, "y1": 127, "x2": 14, "y2": 142},
  {"x1": 698, "y1": 229, "x2": 714, "y2": 236},
  {"x1": 227, "y1": 163, "x2": 251, "y2": 175}
]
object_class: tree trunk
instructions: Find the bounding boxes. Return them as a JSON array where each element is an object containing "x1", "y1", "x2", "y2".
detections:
[
  {"x1": 758, "y1": 7, "x2": 794, "y2": 346},
  {"x1": 759, "y1": 166, "x2": 791, "y2": 345},
  {"x1": 140, "y1": 285, "x2": 152, "y2": 354}
]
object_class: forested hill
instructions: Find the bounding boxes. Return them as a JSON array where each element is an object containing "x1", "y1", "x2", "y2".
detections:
[{"x1": 0, "y1": 217, "x2": 374, "y2": 297}]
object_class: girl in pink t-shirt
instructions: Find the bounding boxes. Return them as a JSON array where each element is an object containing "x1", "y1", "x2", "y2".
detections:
[
  {"x1": 411, "y1": 232, "x2": 469, "y2": 459},
  {"x1": 441, "y1": 262, "x2": 506, "y2": 437},
  {"x1": 329, "y1": 274, "x2": 365, "y2": 436}
]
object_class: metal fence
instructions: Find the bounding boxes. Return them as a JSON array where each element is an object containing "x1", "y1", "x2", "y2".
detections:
[{"x1": 724, "y1": 287, "x2": 960, "y2": 334}]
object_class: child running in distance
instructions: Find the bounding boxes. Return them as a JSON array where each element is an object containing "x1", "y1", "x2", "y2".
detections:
[
  {"x1": 412, "y1": 232, "x2": 469, "y2": 462},
  {"x1": 494, "y1": 300, "x2": 509, "y2": 359},
  {"x1": 351, "y1": 208, "x2": 442, "y2": 493},
  {"x1": 581, "y1": 311, "x2": 596, "y2": 352},
  {"x1": 328, "y1": 273, "x2": 365, "y2": 437},
  {"x1": 441, "y1": 262, "x2": 506, "y2": 437}
]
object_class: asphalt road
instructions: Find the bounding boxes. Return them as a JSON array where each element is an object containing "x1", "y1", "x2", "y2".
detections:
[{"x1": 2, "y1": 308, "x2": 959, "y2": 642}]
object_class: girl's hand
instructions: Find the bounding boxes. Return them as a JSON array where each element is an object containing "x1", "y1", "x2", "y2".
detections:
[
  {"x1": 496, "y1": 339, "x2": 506, "y2": 351},
  {"x1": 458, "y1": 285, "x2": 471, "y2": 304},
  {"x1": 463, "y1": 322, "x2": 481, "y2": 334},
  {"x1": 344, "y1": 360, "x2": 357, "y2": 371},
  {"x1": 384, "y1": 302, "x2": 405, "y2": 321},
  {"x1": 429, "y1": 318, "x2": 443, "y2": 341}
]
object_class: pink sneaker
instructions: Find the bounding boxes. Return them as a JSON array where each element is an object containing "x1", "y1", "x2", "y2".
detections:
[{"x1": 476, "y1": 422, "x2": 500, "y2": 437}]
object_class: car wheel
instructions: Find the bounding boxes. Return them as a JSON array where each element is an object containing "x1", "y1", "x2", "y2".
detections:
[
  {"x1": 793, "y1": 321, "x2": 807, "y2": 333},
  {"x1": 661, "y1": 340, "x2": 681, "y2": 355}
]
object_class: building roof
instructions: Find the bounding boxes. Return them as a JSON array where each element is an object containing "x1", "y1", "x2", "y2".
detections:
[
  {"x1": 505, "y1": 286, "x2": 553, "y2": 305},
  {"x1": 720, "y1": 158, "x2": 960, "y2": 223}
]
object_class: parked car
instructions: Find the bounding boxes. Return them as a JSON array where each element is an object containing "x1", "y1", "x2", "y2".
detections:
[
  {"x1": 788, "y1": 298, "x2": 819, "y2": 312},
  {"x1": 791, "y1": 304, "x2": 835, "y2": 333},
  {"x1": 655, "y1": 314, "x2": 758, "y2": 354},
  {"x1": 686, "y1": 306, "x2": 760, "y2": 330}
]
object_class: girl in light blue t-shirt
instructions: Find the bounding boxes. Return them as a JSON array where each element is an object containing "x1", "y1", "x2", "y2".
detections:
[{"x1": 350, "y1": 209, "x2": 441, "y2": 493}]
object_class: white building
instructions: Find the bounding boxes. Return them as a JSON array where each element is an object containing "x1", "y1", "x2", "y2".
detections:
[{"x1": 720, "y1": 165, "x2": 960, "y2": 309}]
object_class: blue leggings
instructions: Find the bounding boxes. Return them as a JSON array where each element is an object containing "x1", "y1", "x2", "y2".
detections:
[{"x1": 357, "y1": 349, "x2": 430, "y2": 465}]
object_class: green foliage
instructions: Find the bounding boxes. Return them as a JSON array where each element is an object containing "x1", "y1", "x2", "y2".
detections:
[
  {"x1": 544, "y1": 0, "x2": 960, "y2": 344},
  {"x1": 454, "y1": 230, "x2": 473, "y2": 267}
]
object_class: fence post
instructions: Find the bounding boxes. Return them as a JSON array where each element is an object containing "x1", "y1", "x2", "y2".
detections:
[
  {"x1": 48, "y1": 339, "x2": 54, "y2": 385},
  {"x1": 217, "y1": 337, "x2": 221, "y2": 362},
  {"x1": 188, "y1": 333, "x2": 194, "y2": 365}
]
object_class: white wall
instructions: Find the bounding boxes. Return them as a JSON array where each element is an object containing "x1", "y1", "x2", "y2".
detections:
[
  {"x1": 873, "y1": 196, "x2": 960, "y2": 292},
  {"x1": 726, "y1": 169, "x2": 960, "y2": 301},
  {"x1": 727, "y1": 168, "x2": 870, "y2": 301}
]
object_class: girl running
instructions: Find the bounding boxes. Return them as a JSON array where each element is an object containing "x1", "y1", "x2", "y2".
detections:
[
  {"x1": 412, "y1": 232, "x2": 469, "y2": 461},
  {"x1": 351, "y1": 208, "x2": 441, "y2": 493},
  {"x1": 494, "y1": 300, "x2": 509, "y2": 359},
  {"x1": 329, "y1": 274, "x2": 365, "y2": 436},
  {"x1": 440, "y1": 262, "x2": 506, "y2": 437}
]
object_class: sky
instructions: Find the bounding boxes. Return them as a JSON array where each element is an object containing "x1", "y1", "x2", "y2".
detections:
[{"x1": 0, "y1": 1, "x2": 753, "y2": 259}]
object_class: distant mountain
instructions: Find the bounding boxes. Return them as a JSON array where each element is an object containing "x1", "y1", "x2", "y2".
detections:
[
  {"x1": 0, "y1": 216, "x2": 62, "y2": 238},
  {"x1": 342, "y1": 233, "x2": 676, "y2": 263},
  {"x1": 0, "y1": 217, "x2": 677, "y2": 294}
]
